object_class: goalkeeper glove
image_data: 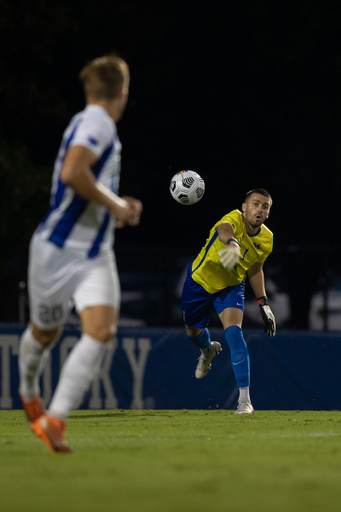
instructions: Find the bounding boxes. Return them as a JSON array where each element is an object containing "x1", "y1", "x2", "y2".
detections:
[
  {"x1": 257, "y1": 296, "x2": 276, "y2": 336},
  {"x1": 218, "y1": 238, "x2": 240, "y2": 269}
]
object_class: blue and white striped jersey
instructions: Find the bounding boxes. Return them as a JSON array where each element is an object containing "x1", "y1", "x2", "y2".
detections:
[{"x1": 36, "y1": 105, "x2": 121, "y2": 258}]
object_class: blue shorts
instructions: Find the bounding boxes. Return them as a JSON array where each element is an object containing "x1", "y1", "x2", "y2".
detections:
[{"x1": 181, "y1": 266, "x2": 245, "y2": 328}]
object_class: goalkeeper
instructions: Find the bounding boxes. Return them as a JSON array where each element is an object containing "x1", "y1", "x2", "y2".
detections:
[{"x1": 182, "y1": 188, "x2": 276, "y2": 414}]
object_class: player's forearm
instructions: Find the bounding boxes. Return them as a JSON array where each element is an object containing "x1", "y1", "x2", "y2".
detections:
[
  {"x1": 217, "y1": 223, "x2": 235, "y2": 244},
  {"x1": 61, "y1": 165, "x2": 125, "y2": 212},
  {"x1": 249, "y1": 270, "x2": 266, "y2": 299}
]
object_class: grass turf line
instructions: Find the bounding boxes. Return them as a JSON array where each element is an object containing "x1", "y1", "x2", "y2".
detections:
[{"x1": 1, "y1": 409, "x2": 341, "y2": 512}]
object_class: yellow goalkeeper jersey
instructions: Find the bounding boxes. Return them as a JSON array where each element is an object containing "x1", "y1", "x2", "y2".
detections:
[{"x1": 191, "y1": 209, "x2": 273, "y2": 294}]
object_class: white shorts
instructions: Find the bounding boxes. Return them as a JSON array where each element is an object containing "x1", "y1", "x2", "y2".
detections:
[{"x1": 28, "y1": 235, "x2": 121, "y2": 329}]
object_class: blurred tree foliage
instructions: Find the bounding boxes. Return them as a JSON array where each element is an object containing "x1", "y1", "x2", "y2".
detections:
[
  {"x1": 1, "y1": 0, "x2": 341, "y2": 249},
  {"x1": 0, "y1": 0, "x2": 341, "y2": 324},
  {"x1": 0, "y1": 138, "x2": 51, "y2": 247},
  {"x1": 0, "y1": 1, "x2": 76, "y2": 246}
]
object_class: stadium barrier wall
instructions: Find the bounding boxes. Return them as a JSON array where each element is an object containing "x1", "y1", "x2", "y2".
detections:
[{"x1": 0, "y1": 325, "x2": 340, "y2": 411}]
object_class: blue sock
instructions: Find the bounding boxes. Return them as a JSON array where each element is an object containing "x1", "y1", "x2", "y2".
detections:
[
  {"x1": 186, "y1": 328, "x2": 211, "y2": 349},
  {"x1": 224, "y1": 326, "x2": 250, "y2": 387}
]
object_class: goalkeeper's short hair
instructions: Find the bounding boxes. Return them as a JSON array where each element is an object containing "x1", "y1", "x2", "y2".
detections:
[{"x1": 245, "y1": 188, "x2": 272, "y2": 205}]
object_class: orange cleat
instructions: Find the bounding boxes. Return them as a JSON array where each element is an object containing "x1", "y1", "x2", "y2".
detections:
[
  {"x1": 31, "y1": 414, "x2": 72, "y2": 453},
  {"x1": 20, "y1": 395, "x2": 44, "y2": 425}
]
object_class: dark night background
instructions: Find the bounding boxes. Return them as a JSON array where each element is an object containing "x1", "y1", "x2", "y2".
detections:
[{"x1": 0, "y1": 0, "x2": 340, "y2": 328}]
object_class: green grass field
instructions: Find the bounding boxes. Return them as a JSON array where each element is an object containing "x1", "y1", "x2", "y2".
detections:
[{"x1": 1, "y1": 409, "x2": 341, "y2": 512}]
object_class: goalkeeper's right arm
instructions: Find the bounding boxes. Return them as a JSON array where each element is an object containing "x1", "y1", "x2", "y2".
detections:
[{"x1": 217, "y1": 223, "x2": 240, "y2": 269}]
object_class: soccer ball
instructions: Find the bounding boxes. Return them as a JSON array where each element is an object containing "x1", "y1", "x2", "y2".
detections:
[{"x1": 169, "y1": 170, "x2": 205, "y2": 205}]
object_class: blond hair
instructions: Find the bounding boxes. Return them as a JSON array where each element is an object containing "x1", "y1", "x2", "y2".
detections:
[{"x1": 79, "y1": 55, "x2": 130, "y2": 100}]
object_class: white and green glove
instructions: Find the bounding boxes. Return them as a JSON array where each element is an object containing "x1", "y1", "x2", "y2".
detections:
[{"x1": 218, "y1": 238, "x2": 240, "y2": 270}]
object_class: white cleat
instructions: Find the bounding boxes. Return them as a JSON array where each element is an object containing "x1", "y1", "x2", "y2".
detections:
[
  {"x1": 195, "y1": 341, "x2": 222, "y2": 379},
  {"x1": 234, "y1": 400, "x2": 254, "y2": 414}
]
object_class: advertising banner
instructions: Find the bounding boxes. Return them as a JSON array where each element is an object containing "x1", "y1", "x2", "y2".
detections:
[{"x1": 0, "y1": 325, "x2": 340, "y2": 410}]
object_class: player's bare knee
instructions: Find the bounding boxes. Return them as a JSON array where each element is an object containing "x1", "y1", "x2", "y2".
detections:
[
  {"x1": 31, "y1": 324, "x2": 59, "y2": 347},
  {"x1": 90, "y1": 325, "x2": 116, "y2": 343},
  {"x1": 186, "y1": 326, "x2": 203, "y2": 338}
]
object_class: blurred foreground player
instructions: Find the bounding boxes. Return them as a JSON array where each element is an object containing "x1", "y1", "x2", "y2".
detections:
[
  {"x1": 182, "y1": 189, "x2": 276, "y2": 414},
  {"x1": 18, "y1": 55, "x2": 142, "y2": 452}
]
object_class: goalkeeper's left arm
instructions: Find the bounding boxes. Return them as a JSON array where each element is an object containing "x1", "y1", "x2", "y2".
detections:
[{"x1": 248, "y1": 262, "x2": 276, "y2": 337}]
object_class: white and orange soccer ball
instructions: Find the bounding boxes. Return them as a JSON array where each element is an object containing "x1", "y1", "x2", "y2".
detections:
[{"x1": 169, "y1": 170, "x2": 205, "y2": 205}]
